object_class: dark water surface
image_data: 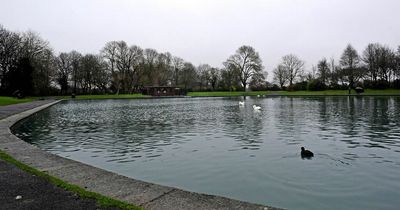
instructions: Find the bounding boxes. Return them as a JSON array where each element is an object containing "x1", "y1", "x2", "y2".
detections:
[{"x1": 13, "y1": 97, "x2": 400, "y2": 210}]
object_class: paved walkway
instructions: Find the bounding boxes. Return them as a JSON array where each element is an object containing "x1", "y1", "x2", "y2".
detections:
[
  {"x1": 0, "y1": 100, "x2": 282, "y2": 210},
  {"x1": 0, "y1": 100, "x2": 55, "y2": 119}
]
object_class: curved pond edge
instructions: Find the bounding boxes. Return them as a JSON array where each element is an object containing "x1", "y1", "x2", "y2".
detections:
[{"x1": 0, "y1": 100, "x2": 282, "y2": 210}]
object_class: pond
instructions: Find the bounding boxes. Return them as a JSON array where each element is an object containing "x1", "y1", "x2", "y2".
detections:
[{"x1": 13, "y1": 97, "x2": 400, "y2": 210}]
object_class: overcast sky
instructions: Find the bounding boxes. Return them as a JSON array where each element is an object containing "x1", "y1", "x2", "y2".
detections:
[{"x1": 1, "y1": 0, "x2": 399, "y2": 78}]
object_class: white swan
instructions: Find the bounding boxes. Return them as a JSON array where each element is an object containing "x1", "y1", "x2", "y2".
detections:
[
  {"x1": 253, "y1": 105, "x2": 261, "y2": 110},
  {"x1": 239, "y1": 101, "x2": 245, "y2": 106}
]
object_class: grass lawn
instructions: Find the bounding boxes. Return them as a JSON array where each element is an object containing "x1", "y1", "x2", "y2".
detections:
[
  {"x1": 188, "y1": 89, "x2": 400, "y2": 97},
  {"x1": 0, "y1": 96, "x2": 34, "y2": 106}
]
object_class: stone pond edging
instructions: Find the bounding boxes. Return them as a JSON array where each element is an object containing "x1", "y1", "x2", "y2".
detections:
[{"x1": 0, "y1": 100, "x2": 282, "y2": 210}]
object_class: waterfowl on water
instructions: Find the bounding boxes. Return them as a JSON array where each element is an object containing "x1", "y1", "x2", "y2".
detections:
[
  {"x1": 239, "y1": 101, "x2": 245, "y2": 106},
  {"x1": 252, "y1": 105, "x2": 261, "y2": 110},
  {"x1": 301, "y1": 147, "x2": 314, "y2": 158}
]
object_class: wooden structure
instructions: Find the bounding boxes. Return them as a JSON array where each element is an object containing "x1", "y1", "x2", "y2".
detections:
[{"x1": 142, "y1": 86, "x2": 186, "y2": 96}]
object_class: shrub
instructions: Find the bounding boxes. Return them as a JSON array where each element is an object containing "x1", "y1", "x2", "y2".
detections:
[
  {"x1": 363, "y1": 79, "x2": 391, "y2": 89},
  {"x1": 307, "y1": 79, "x2": 326, "y2": 91},
  {"x1": 391, "y1": 79, "x2": 400, "y2": 89},
  {"x1": 291, "y1": 81, "x2": 308, "y2": 91},
  {"x1": 267, "y1": 84, "x2": 281, "y2": 91},
  {"x1": 329, "y1": 83, "x2": 348, "y2": 90}
]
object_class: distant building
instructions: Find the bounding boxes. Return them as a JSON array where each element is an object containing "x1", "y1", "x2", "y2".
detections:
[{"x1": 142, "y1": 86, "x2": 186, "y2": 96}]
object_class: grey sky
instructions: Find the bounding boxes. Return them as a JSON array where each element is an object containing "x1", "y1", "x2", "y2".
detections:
[{"x1": 1, "y1": 0, "x2": 399, "y2": 78}]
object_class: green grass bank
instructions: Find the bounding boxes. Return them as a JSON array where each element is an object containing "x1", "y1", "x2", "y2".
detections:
[
  {"x1": 1, "y1": 89, "x2": 400, "y2": 107},
  {"x1": 0, "y1": 96, "x2": 34, "y2": 106}
]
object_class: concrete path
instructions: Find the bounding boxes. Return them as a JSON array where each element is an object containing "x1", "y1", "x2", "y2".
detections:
[
  {"x1": 0, "y1": 99, "x2": 56, "y2": 119},
  {"x1": 0, "y1": 100, "x2": 282, "y2": 210}
]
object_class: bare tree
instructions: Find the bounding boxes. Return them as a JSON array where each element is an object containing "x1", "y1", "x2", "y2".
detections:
[
  {"x1": 280, "y1": 54, "x2": 304, "y2": 88},
  {"x1": 340, "y1": 44, "x2": 362, "y2": 92},
  {"x1": 172, "y1": 56, "x2": 184, "y2": 86},
  {"x1": 363, "y1": 43, "x2": 379, "y2": 82},
  {"x1": 181, "y1": 62, "x2": 197, "y2": 90},
  {"x1": 20, "y1": 31, "x2": 50, "y2": 59},
  {"x1": 55, "y1": 52, "x2": 72, "y2": 94},
  {"x1": 329, "y1": 58, "x2": 342, "y2": 87},
  {"x1": 220, "y1": 67, "x2": 238, "y2": 91},
  {"x1": 101, "y1": 41, "x2": 119, "y2": 92},
  {"x1": 363, "y1": 43, "x2": 397, "y2": 83},
  {"x1": 305, "y1": 65, "x2": 317, "y2": 82},
  {"x1": 250, "y1": 71, "x2": 268, "y2": 91},
  {"x1": 273, "y1": 64, "x2": 287, "y2": 89},
  {"x1": 78, "y1": 54, "x2": 95, "y2": 93},
  {"x1": 396, "y1": 46, "x2": 400, "y2": 80},
  {"x1": 33, "y1": 48, "x2": 55, "y2": 95},
  {"x1": 377, "y1": 45, "x2": 396, "y2": 82},
  {"x1": 208, "y1": 67, "x2": 220, "y2": 91},
  {"x1": 78, "y1": 54, "x2": 110, "y2": 94},
  {"x1": 155, "y1": 52, "x2": 172, "y2": 86},
  {"x1": 0, "y1": 25, "x2": 21, "y2": 92},
  {"x1": 197, "y1": 64, "x2": 211, "y2": 90},
  {"x1": 92, "y1": 55, "x2": 110, "y2": 93},
  {"x1": 317, "y1": 58, "x2": 330, "y2": 85},
  {"x1": 126, "y1": 45, "x2": 143, "y2": 92},
  {"x1": 115, "y1": 41, "x2": 130, "y2": 93},
  {"x1": 20, "y1": 31, "x2": 55, "y2": 95},
  {"x1": 69, "y1": 51, "x2": 82, "y2": 94},
  {"x1": 0, "y1": 27, "x2": 56, "y2": 95},
  {"x1": 112, "y1": 41, "x2": 143, "y2": 93},
  {"x1": 142, "y1": 48, "x2": 158, "y2": 86},
  {"x1": 223, "y1": 45, "x2": 263, "y2": 91}
]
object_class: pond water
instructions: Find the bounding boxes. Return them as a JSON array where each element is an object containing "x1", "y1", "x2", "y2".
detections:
[{"x1": 13, "y1": 97, "x2": 400, "y2": 210}]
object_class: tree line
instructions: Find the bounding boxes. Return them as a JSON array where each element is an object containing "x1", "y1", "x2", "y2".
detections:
[
  {"x1": 1, "y1": 25, "x2": 399, "y2": 96},
  {"x1": 273, "y1": 44, "x2": 400, "y2": 91}
]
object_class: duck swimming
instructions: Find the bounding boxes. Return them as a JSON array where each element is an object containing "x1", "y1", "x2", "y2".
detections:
[{"x1": 301, "y1": 147, "x2": 314, "y2": 158}]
